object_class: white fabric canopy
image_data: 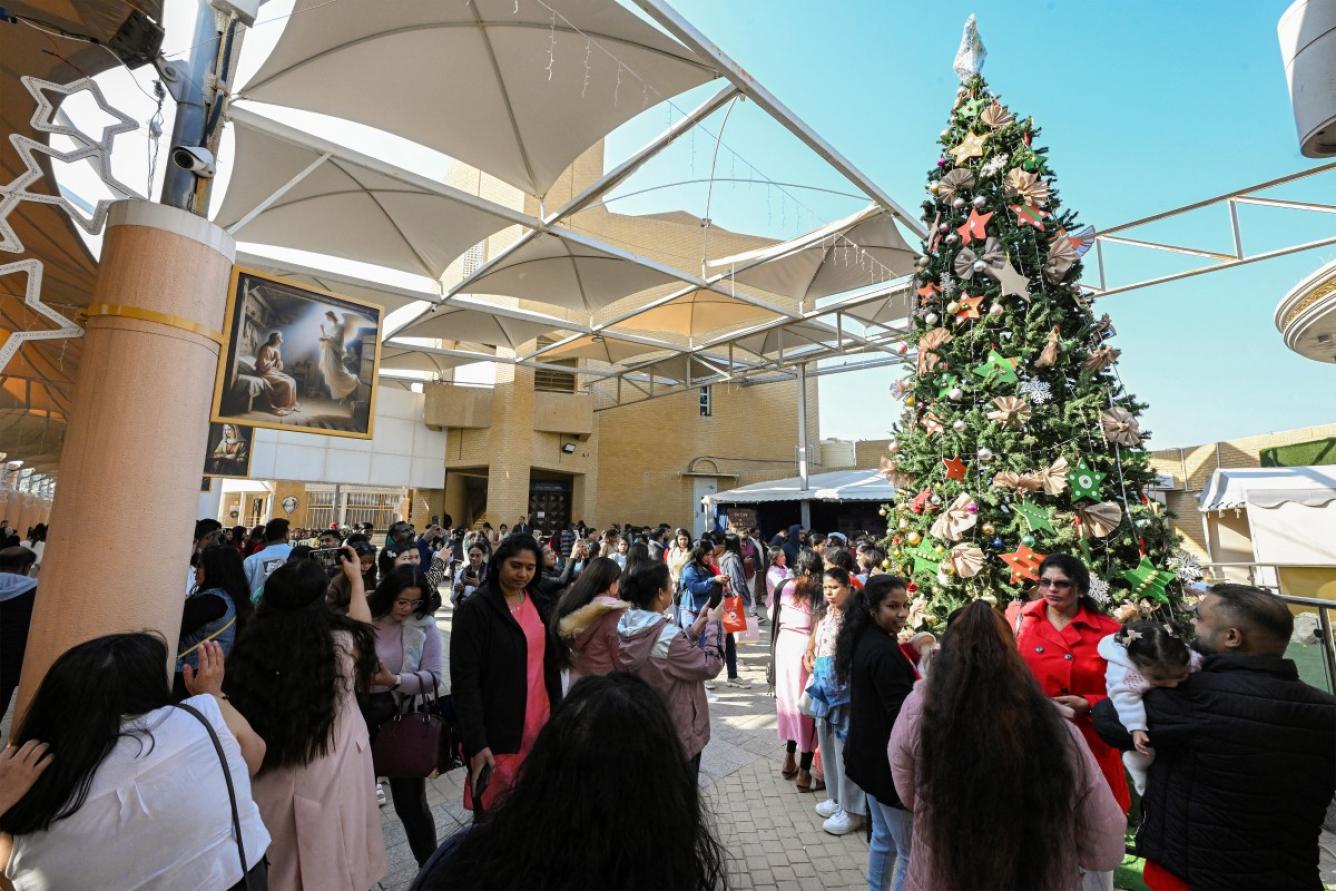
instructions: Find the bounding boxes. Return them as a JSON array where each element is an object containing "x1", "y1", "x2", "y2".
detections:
[
  {"x1": 217, "y1": 110, "x2": 524, "y2": 279},
  {"x1": 610, "y1": 289, "x2": 779, "y2": 339},
  {"x1": 729, "y1": 319, "x2": 845, "y2": 358},
  {"x1": 707, "y1": 206, "x2": 916, "y2": 303},
  {"x1": 707, "y1": 469, "x2": 895, "y2": 506},
  {"x1": 236, "y1": 252, "x2": 435, "y2": 315},
  {"x1": 393, "y1": 301, "x2": 568, "y2": 349},
  {"x1": 239, "y1": 0, "x2": 717, "y2": 197},
  {"x1": 540, "y1": 333, "x2": 668, "y2": 364},
  {"x1": 379, "y1": 346, "x2": 475, "y2": 376},
  {"x1": 462, "y1": 231, "x2": 680, "y2": 312},
  {"x1": 1198, "y1": 466, "x2": 1336, "y2": 511}
]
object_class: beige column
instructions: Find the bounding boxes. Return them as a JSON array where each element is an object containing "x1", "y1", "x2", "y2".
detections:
[{"x1": 15, "y1": 200, "x2": 234, "y2": 715}]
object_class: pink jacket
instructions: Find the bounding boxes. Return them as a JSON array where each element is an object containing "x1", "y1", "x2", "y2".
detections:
[
  {"x1": 888, "y1": 686, "x2": 1126, "y2": 891},
  {"x1": 558, "y1": 596, "x2": 630, "y2": 682},
  {"x1": 616, "y1": 608, "x2": 725, "y2": 758}
]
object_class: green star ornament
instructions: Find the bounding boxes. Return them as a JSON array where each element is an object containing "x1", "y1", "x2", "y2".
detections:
[
  {"x1": 1015, "y1": 500, "x2": 1055, "y2": 534},
  {"x1": 907, "y1": 541, "x2": 942, "y2": 577},
  {"x1": 971, "y1": 349, "x2": 1020, "y2": 386},
  {"x1": 1067, "y1": 459, "x2": 1106, "y2": 501},
  {"x1": 936, "y1": 373, "x2": 961, "y2": 399},
  {"x1": 1122, "y1": 556, "x2": 1175, "y2": 604}
]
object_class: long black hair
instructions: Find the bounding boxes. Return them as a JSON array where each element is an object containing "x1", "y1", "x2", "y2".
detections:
[
  {"x1": 224, "y1": 559, "x2": 376, "y2": 771},
  {"x1": 551, "y1": 556, "x2": 622, "y2": 666},
  {"x1": 621, "y1": 563, "x2": 672, "y2": 610},
  {"x1": 834, "y1": 575, "x2": 907, "y2": 683},
  {"x1": 686, "y1": 540, "x2": 715, "y2": 573},
  {"x1": 785, "y1": 547, "x2": 824, "y2": 607},
  {"x1": 419, "y1": 673, "x2": 726, "y2": 889},
  {"x1": 1, "y1": 633, "x2": 173, "y2": 834},
  {"x1": 369, "y1": 565, "x2": 437, "y2": 619},
  {"x1": 624, "y1": 542, "x2": 652, "y2": 577},
  {"x1": 1037, "y1": 552, "x2": 1102, "y2": 613},
  {"x1": 197, "y1": 543, "x2": 255, "y2": 632},
  {"x1": 916, "y1": 601, "x2": 1082, "y2": 890}
]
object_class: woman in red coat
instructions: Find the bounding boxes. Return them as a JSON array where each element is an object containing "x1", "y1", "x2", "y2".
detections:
[{"x1": 1011, "y1": 553, "x2": 1130, "y2": 816}]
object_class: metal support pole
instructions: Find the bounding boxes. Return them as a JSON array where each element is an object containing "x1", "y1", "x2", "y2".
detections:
[
  {"x1": 160, "y1": 1, "x2": 218, "y2": 211},
  {"x1": 796, "y1": 362, "x2": 811, "y2": 529}
]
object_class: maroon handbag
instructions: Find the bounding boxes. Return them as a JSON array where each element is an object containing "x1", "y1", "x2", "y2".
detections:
[{"x1": 372, "y1": 671, "x2": 444, "y2": 778}]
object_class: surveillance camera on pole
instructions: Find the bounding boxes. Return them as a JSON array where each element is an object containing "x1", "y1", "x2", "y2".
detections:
[{"x1": 171, "y1": 146, "x2": 216, "y2": 178}]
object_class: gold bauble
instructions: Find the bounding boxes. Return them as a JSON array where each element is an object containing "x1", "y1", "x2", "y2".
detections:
[
  {"x1": 898, "y1": 518, "x2": 910, "y2": 530},
  {"x1": 982, "y1": 523, "x2": 996, "y2": 536},
  {"x1": 907, "y1": 532, "x2": 922, "y2": 546}
]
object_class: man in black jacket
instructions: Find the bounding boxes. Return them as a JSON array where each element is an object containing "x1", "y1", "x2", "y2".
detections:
[{"x1": 1093, "y1": 583, "x2": 1336, "y2": 890}]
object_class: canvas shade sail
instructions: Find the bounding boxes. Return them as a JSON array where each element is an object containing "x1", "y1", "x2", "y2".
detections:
[
  {"x1": 1199, "y1": 466, "x2": 1336, "y2": 511},
  {"x1": 379, "y1": 346, "x2": 475, "y2": 377},
  {"x1": 236, "y1": 253, "x2": 434, "y2": 316},
  {"x1": 706, "y1": 469, "x2": 896, "y2": 505},
  {"x1": 540, "y1": 333, "x2": 666, "y2": 364},
  {"x1": 461, "y1": 231, "x2": 681, "y2": 312},
  {"x1": 843, "y1": 288, "x2": 915, "y2": 329},
  {"x1": 633, "y1": 352, "x2": 736, "y2": 384},
  {"x1": 610, "y1": 289, "x2": 779, "y2": 339},
  {"x1": 393, "y1": 302, "x2": 566, "y2": 350},
  {"x1": 728, "y1": 319, "x2": 846, "y2": 359},
  {"x1": 707, "y1": 206, "x2": 917, "y2": 303},
  {"x1": 216, "y1": 111, "x2": 523, "y2": 279},
  {"x1": 239, "y1": 0, "x2": 718, "y2": 197}
]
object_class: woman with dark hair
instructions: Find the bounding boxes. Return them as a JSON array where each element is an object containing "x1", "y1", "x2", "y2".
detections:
[
  {"x1": 246, "y1": 524, "x2": 266, "y2": 556},
  {"x1": 450, "y1": 534, "x2": 561, "y2": 813},
  {"x1": 804, "y1": 567, "x2": 865, "y2": 835},
  {"x1": 1009, "y1": 553, "x2": 1130, "y2": 821},
  {"x1": 665, "y1": 528, "x2": 693, "y2": 590},
  {"x1": 175, "y1": 543, "x2": 256, "y2": 695},
  {"x1": 765, "y1": 544, "x2": 791, "y2": 612},
  {"x1": 231, "y1": 525, "x2": 248, "y2": 555},
  {"x1": 623, "y1": 542, "x2": 652, "y2": 577},
  {"x1": 770, "y1": 548, "x2": 824, "y2": 790},
  {"x1": 410, "y1": 673, "x2": 725, "y2": 890},
  {"x1": 889, "y1": 600, "x2": 1125, "y2": 890},
  {"x1": 452, "y1": 543, "x2": 488, "y2": 605},
  {"x1": 553, "y1": 557, "x2": 625, "y2": 680},
  {"x1": 677, "y1": 541, "x2": 725, "y2": 628},
  {"x1": 225, "y1": 547, "x2": 387, "y2": 890},
  {"x1": 616, "y1": 563, "x2": 725, "y2": 776},
  {"x1": 836, "y1": 576, "x2": 916, "y2": 891},
  {"x1": 716, "y1": 533, "x2": 749, "y2": 687},
  {"x1": 1, "y1": 634, "x2": 270, "y2": 889},
  {"x1": 364, "y1": 566, "x2": 443, "y2": 867}
]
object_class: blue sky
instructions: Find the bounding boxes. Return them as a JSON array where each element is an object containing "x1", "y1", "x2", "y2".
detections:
[{"x1": 607, "y1": 0, "x2": 1336, "y2": 449}]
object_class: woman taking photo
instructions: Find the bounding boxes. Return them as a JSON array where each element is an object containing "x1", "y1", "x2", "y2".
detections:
[
  {"x1": 1010, "y1": 553, "x2": 1129, "y2": 817},
  {"x1": 553, "y1": 557, "x2": 625, "y2": 682},
  {"x1": 411, "y1": 673, "x2": 725, "y2": 890},
  {"x1": 889, "y1": 601, "x2": 1125, "y2": 891},
  {"x1": 177, "y1": 544, "x2": 255, "y2": 681},
  {"x1": 0, "y1": 635, "x2": 269, "y2": 890},
  {"x1": 365, "y1": 566, "x2": 444, "y2": 868},
  {"x1": 225, "y1": 547, "x2": 387, "y2": 891},
  {"x1": 770, "y1": 548, "x2": 823, "y2": 790},
  {"x1": 836, "y1": 576, "x2": 916, "y2": 891},
  {"x1": 450, "y1": 534, "x2": 561, "y2": 812},
  {"x1": 452, "y1": 544, "x2": 488, "y2": 605},
  {"x1": 615, "y1": 562, "x2": 725, "y2": 776}
]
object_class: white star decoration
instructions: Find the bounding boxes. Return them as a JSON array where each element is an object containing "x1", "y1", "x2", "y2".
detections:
[
  {"x1": 0, "y1": 259, "x2": 84, "y2": 374},
  {"x1": 20, "y1": 76, "x2": 138, "y2": 189}
]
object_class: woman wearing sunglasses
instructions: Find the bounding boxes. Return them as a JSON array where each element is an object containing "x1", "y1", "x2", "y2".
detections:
[
  {"x1": 366, "y1": 565, "x2": 444, "y2": 868},
  {"x1": 1009, "y1": 552, "x2": 1129, "y2": 881}
]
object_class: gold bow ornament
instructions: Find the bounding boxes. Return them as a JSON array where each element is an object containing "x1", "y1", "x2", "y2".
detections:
[
  {"x1": 1032, "y1": 456, "x2": 1070, "y2": 496},
  {"x1": 1101, "y1": 406, "x2": 1143, "y2": 447},
  {"x1": 1077, "y1": 501, "x2": 1123, "y2": 538},
  {"x1": 992, "y1": 471, "x2": 1043, "y2": 493},
  {"x1": 986, "y1": 396, "x2": 1031, "y2": 428},
  {"x1": 947, "y1": 543, "x2": 986, "y2": 578},
  {"x1": 930, "y1": 493, "x2": 979, "y2": 543}
]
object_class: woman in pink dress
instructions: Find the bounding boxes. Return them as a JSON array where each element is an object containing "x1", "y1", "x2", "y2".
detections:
[
  {"x1": 450, "y1": 533, "x2": 561, "y2": 812},
  {"x1": 255, "y1": 331, "x2": 299, "y2": 415},
  {"x1": 768, "y1": 548, "x2": 824, "y2": 790}
]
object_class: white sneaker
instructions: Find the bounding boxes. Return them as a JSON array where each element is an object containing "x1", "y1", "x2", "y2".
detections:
[
  {"x1": 705, "y1": 680, "x2": 720, "y2": 690},
  {"x1": 725, "y1": 677, "x2": 750, "y2": 688},
  {"x1": 375, "y1": 782, "x2": 387, "y2": 807},
  {"x1": 815, "y1": 798, "x2": 840, "y2": 818},
  {"x1": 822, "y1": 808, "x2": 863, "y2": 836}
]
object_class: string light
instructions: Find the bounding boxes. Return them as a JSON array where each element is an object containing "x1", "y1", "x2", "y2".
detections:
[
  {"x1": 544, "y1": 7, "x2": 557, "y2": 81},
  {"x1": 580, "y1": 36, "x2": 592, "y2": 98}
]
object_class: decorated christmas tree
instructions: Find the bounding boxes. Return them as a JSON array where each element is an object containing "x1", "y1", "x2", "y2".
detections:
[{"x1": 880, "y1": 19, "x2": 1194, "y2": 628}]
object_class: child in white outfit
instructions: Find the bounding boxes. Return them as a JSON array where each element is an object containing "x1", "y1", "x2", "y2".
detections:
[{"x1": 1098, "y1": 620, "x2": 1203, "y2": 795}]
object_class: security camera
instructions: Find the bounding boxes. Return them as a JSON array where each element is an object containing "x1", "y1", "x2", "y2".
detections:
[{"x1": 171, "y1": 145, "x2": 215, "y2": 178}]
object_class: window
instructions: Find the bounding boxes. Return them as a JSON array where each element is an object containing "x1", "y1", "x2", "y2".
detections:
[
  {"x1": 304, "y1": 489, "x2": 337, "y2": 531},
  {"x1": 533, "y1": 336, "x2": 577, "y2": 393},
  {"x1": 699, "y1": 385, "x2": 712, "y2": 417}
]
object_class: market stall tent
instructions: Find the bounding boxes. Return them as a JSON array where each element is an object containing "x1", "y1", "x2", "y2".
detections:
[{"x1": 705, "y1": 469, "x2": 894, "y2": 538}]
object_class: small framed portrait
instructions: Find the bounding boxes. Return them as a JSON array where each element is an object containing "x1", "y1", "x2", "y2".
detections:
[
  {"x1": 203, "y1": 422, "x2": 254, "y2": 478},
  {"x1": 200, "y1": 477, "x2": 212, "y2": 493},
  {"x1": 212, "y1": 267, "x2": 383, "y2": 439}
]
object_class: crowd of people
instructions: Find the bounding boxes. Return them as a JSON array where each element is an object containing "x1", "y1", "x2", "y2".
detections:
[{"x1": 0, "y1": 511, "x2": 1331, "y2": 891}]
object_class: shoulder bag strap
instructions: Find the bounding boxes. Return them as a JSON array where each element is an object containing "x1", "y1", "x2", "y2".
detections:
[{"x1": 173, "y1": 702, "x2": 250, "y2": 888}]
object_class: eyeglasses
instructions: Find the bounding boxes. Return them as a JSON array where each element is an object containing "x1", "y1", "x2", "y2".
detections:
[
  {"x1": 1036, "y1": 578, "x2": 1073, "y2": 590},
  {"x1": 395, "y1": 598, "x2": 424, "y2": 608}
]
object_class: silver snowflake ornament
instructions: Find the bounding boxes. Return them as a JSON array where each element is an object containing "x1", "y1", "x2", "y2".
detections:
[
  {"x1": 939, "y1": 270, "x2": 956, "y2": 298},
  {"x1": 1019, "y1": 379, "x2": 1052, "y2": 405},
  {"x1": 1088, "y1": 575, "x2": 1111, "y2": 606},
  {"x1": 981, "y1": 153, "x2": 1009, "y2": 178},
  {"x1": 1167, "y1": 551, "x2": 1203, "y2": 584}
]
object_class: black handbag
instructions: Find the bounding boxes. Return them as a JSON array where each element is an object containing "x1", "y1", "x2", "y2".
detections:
[
  {"x1": 173, "y1": 702, "x2": 267, "y2": 891},
  {"x1": 372, "y1": 671, "x2": 445, "y2": 778}
]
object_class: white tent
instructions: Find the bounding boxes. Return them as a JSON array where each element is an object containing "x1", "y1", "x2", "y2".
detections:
[
  {"x1": 706, "y1": 469, "x2": 896, "y2": 508},
  {"x1": 1199, "y1": 466, "x2": 1336, "y2": 566}
]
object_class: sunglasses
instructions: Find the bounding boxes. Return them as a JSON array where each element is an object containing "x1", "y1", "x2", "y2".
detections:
[
  {"x1": 394, "y1": 598, "x2": 424, "y2": 608},
  {"x1": 1036, "y1": 578, "x2": 1073, "y2": 590}
]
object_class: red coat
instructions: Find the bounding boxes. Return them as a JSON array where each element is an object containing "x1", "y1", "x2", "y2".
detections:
[{"x1": 1010, "y1": 598, "x2": 1130, "y2": 813}]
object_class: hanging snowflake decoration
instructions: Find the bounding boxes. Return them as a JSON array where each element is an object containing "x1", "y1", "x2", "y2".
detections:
[
  {"x1": 1088, "y1": 574, "x2": 1111, "y2": 606},
  {"x1": 1019, "y1": 378, "x2": 1052, "y2": 405},
  {"x1": 1291, "y1": 612, "x2": 1321, "y2": 646},
  {"x1": 1167, "y1": 551, "x2": 1203, "y2": 584},
  {"x1": 939, "y1": 270, "x2": 956, "y2": 299},
  {"x1": 981, "y1": 153, "x2": 1009, "y2": 177}
]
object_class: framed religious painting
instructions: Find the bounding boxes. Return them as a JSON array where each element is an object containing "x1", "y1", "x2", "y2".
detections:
[
  {"x1": 211, "y1": 268, "x2": 383, "y2": 439},
  {"x1": 202, "y1": 422, "x2": 254, "y2": 478}
]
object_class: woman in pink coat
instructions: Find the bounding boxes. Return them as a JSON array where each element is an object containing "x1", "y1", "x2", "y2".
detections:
[
  {"x1": 768, "y1": 549, "x2": 824, "y2": 790},
  {"x1": 888, "y1": 601, "x2": 1125, "y2": 891}
]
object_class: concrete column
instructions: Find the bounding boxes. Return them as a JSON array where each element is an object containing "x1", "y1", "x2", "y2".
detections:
[{"x1": 16, "y1": 200, "x2": 234, "y2": 714}]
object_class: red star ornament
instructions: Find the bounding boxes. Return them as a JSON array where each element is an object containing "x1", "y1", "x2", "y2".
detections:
[
  {"x1": 916, "y1": 282, "x2": 941, "y2": 300},
  {"x1": 1009, "y1": 204, "x2": 1048, "y2": 231},
  {"x1": 1000, "y1": 544, "x2": 1046, "y2": 583},
  {"x1": 943, "y1": 455, "x2": 967, "y2": 480},
  {"x1": 956, "y1": 208, "x2": 993, "y2": 245},
  {"x1": 953, "y1": 294, "x2": 983, "y2": 322}
]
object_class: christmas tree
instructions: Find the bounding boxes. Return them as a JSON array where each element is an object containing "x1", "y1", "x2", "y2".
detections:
[{"x1": 880, "y1": 18, "x2": 1193, "y2": 628}]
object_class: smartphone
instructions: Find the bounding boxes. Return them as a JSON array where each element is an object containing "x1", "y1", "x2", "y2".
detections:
[
  {"x1": 311, "y1": 547, "x2": 344, "y2": 570},
  {"x1": 475, "y1": 763, "x2": 493, "y2": 800}
]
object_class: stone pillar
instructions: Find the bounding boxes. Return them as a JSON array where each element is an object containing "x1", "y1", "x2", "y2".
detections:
[{"x1": 15, "y1": 201, "x2": 233, "y2": 715}]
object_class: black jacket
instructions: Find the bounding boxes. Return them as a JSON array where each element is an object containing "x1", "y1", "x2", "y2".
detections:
[
  {"x1": 1093, "y1": 653, "x2": 1336, "y2": 890},
  {"x1": 842, "y1": 626, "x2": 916, "y2": 808},
  {"x1": 449, "y1": 581, "x2": 562, "y2": 758}
]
